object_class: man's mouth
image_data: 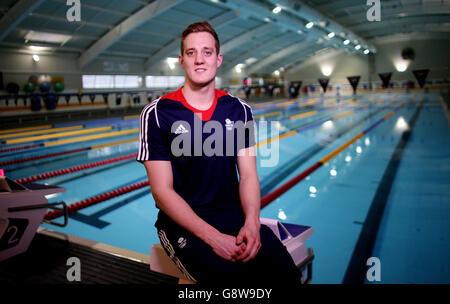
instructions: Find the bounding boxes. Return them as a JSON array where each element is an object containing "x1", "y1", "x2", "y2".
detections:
[{"x1": 195, "y1": 68, "x2": 207, "y2": 72}]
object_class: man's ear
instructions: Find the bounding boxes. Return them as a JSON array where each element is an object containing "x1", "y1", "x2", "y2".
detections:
[
  {"x1": 179, "y1": 54, "x2": 184, "y2": 68},
  {"x1": 217, "y1": 53, "x2": 223, "y2": 68}
]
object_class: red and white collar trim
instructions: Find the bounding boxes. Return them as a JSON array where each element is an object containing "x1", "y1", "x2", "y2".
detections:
[{"x1": 163, "y1": 87, "x2": 228, "y2": 121}]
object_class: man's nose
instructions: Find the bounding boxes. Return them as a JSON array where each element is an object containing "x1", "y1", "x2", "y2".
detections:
[{"x1": 195, "y1": 52, "x2": 204, "y2": 64}]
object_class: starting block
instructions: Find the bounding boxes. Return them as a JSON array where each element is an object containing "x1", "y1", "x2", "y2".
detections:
[
  {"x1": 0, "y1": 175, "x2": 67, "y2": 262},
  {"x1": 150, "y1": 217, "x2": 314, "y2": 284}
]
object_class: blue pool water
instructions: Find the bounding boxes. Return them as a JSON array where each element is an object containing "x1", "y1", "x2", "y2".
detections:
[{"x1": 2, "y1": 92, "x2": 449, "y2": 283}]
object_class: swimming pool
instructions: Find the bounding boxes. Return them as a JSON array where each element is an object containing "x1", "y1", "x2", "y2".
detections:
[{"x1": 2, "y1": 91, "x2": 449, "y2": 283}]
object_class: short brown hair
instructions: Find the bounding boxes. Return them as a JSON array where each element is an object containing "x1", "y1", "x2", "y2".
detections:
[{"x1": 180, "y1": 21, "x2": 220, "y2": 55}]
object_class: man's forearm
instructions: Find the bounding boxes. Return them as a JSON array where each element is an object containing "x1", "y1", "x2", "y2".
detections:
[
  {"x1": 152, "y1": 188, "x2": 221, "y2": 244},
  {"x1": 239, "y1": 175, "x2": 261, "y2": 226}
]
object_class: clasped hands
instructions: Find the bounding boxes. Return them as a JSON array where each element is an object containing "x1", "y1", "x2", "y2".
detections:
[{"x1": 210, "y1": 221, "x2": 261, "y2": 263}]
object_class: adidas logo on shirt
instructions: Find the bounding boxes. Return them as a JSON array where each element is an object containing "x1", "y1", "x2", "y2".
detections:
[{"x1": 174, "y1": 123, "x2": 189, "y2": 134}]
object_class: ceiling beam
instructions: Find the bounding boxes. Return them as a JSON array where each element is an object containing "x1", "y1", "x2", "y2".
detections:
[
  {"x1": 360, "y1": 23, "x2": 450, "y2": 39},
  {"x1": 144, "y1": 9, "x2": 240, "y2": 71},
  {"x1": 221, "y1": 22, "x2": 278, "y2": 54},
  {"x1": 78, "y1": 0, "x2": 182, "y2": 68},
  {"x1": 221, "y1": 33, "x2": 299, "y2": 70},
  {"x1": 247, "y1": 40, "x2": 313, "y2": 74},
  {"x1": 0, "y1": 0, "x2": 44, "y2": 41},
  {"x1": 285, "y1": 48, "x2": 344, "y2": 74},
  {"x1": 369, "y1": 31, "x2": 450, "y2": 44},
  {"x1": 349, "y1": 15, "x2": 450, "y2": 32},
  {"x1": 264, "y1": 44, "x2": 324, "y2": 74},
  {"x1": 266, "y1": 0, "x2": 375, "y2": 52}
]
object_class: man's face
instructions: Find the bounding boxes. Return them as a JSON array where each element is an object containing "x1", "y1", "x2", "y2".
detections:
[{"x1": 179, "y1": 32, "x2": 222, "y2": 87}]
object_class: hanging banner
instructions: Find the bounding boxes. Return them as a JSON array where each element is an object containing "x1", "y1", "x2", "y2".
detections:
[
  {"x1": 347, "y1": 76, "x2": 361, "y2": 94},
  {"x1": 412, "y1": 69, "x2": 429, "y2": 88},
  {"x1": 64, "y1": 94, "x2": 71, "y2": 104},
  {"x1": 289, "y1": 81, "x2": 302, "y2": 98},
  {"x1": 318, "y1": 78, "x2": 329, "y2": 93},
  {"x1": 378, "y1": 73, "x2": 392, "y2": 89}
]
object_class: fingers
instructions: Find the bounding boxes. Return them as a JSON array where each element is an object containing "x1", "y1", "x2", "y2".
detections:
[
  {"x1": 242, "y1": 241, "x2": 261, "y2": 263},
  {"x1": 236, "y1": 232, "x2": 244, "y2": 245},
  {"x1": 236, "y1": 237, "x2": 258, "y2": 261}
]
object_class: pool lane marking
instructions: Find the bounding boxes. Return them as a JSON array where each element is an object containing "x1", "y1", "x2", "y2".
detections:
[
  {"x1": 123, "y1": 114, "x2": 140, "y2": 120},
  {"x1": 0, "y1": 124, "x2": 53, "y2": 135},
  {"x1": 260, "y1": 101, "x2": 407, "y2": 208},
  {"x1": 0, "y1": 125, "x2": 84, "y2": 139},
  {"x1": 259, "y1": 105, "x2": 392, "y2": 196},
  {"x1": 343, "y1": 100, "x2": 424, "y2": 284},
  {"x1": 44, "y1": 128, "x2": 138, "y2": 147},
  {"x1": 1, "y1": 137, "x2": 139, "y2": 167},
  {"x1": 257, "y1": 105, "x2": 371, "y2": 149},
  {"x1": 254, "y1": 111, "x2": 282, "y2": 119},
  {"x1": 91, "y1": 137, "x2": 138, "y2": 149},
  {"x1": 5, "y1": 126, "x2": 113, "y2": 144}
]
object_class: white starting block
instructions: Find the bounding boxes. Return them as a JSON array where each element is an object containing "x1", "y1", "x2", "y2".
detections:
[
  {"x1": 150, "y1": 217, "x2": 314, "y2": 284},
  {"x1": 0, "y1": 175, "x2": 67, "y2": 262}
]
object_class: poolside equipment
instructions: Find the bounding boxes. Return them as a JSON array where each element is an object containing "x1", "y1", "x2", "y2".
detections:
[
  {"x1": 149, "y1": 218, "x2": 315, "y2": 284},
  {"x1": 39, "y1": 82, "x2": 51, "y2": 93},
  {"x1": 24, "y1": 82, "x2": 36, "y2": 93},
  {"x1": 53, "y1": 82, "x2": 64, "y2": 92},
  {"x1": 0, "y1": 176, "x2": 67, "y2": 262}
]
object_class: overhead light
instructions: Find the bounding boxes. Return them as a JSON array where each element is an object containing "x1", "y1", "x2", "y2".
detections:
[
  {"x1": 297, "y1": 30, "x2": 303, "y2": 34},
  {"x1": 24, "y1": 30, "x2": 71, "y2": 44},
  {"x1": 394, "y1": 60, "x2": 409, "y2": 72},
  {"x1": 321, "y1": 65, "x2": 333, "y2": 77},
  {"x1": 273, "y1": 70, "x2": 280, "y2": 76},
  {"x1": 305, "y1": 22, "x2": 314, "y2": 29},
  {"x1": 272, "y1": 6, "x2": 282, "y2": 14},
  {"x1": 245, "y1": 57, "x2": 257, "y2": 65},
  {"x1": 355, "y1": 45, "x2": 361, "y2": 50},
  {"x1": 364, "y1": 49, "x2": 370, "y2": 54},
  {"x1": 29, "y1": 45, "x2": 52, "y2": 51},
  {"x1": 264, "y1": 17, "x2": 271, "y2": 22},
  {"x1": 235, "y1": 63, "x2": 245, "y2": 73},
  {"x1": 32, "y1": 54, "x2": 40, "y2": 62},
  {"x1": 328, "y1": 32, "x2": 335, "y2": 38},
  {"x1": 343, "y1": 39, "x2": 350, "y2": 45}
]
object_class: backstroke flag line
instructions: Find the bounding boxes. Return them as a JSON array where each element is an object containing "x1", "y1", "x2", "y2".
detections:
[
  {"x1": 412, "y1": 69, "x2": 430, "y2": 88},
  {"x1": 378, "y1": 73, "x2": 392, "y2": 89}
]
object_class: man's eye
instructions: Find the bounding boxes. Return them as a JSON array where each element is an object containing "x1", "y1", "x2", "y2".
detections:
[
  {"x1": 204, "y1": 51, "x2": 212, "y2": 56},
  {"x1": 187, "y1": 51, "x2": 194, "y2": 56}
]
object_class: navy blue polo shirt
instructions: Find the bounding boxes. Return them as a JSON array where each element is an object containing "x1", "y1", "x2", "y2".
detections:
[{"x1": 137, "y1": 87, "x2": 256, "y2": 228}]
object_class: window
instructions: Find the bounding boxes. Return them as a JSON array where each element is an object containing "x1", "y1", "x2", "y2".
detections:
[
  {"x1": 145, "y1": 76, "x2": 185, "y2": 88},
  {"x1": 145, "y1": 76, "x2": 222, "y2": 89},
  {"x1": 114, "y1": 75, "x2": 139, "y2": 88},
  {"x1": 82, "y1": 75, "x2": 139, "y2": 89}
]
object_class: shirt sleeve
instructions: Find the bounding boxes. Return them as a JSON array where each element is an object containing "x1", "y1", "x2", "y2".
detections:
[
  {"x1": 234, "y1": 99, "x2": 256, "y2": 151},
  {"x1": 244, "y1": 103, "x2": 256, "y2": 149},
  {"x1": 136, "y1": 103, "x2": 171, "y2": 163}
]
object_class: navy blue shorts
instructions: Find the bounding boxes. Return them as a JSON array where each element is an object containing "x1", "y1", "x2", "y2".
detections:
[{"x1": 155, "y1": 209, "x2": 301, "y2": 285}]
